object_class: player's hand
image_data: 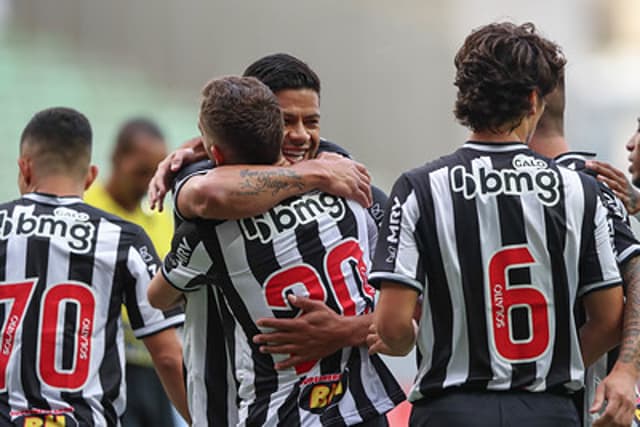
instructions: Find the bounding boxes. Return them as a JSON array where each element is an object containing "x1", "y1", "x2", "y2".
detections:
[
  {"x1": 587, "y1": 160, "x2": 640, "y2": 214},
  {"x1": 148, "y1": 137, "x2": 207, "y2": 211},
  {"x1": 252, "y1": 295, "x2": 346, "y2": 370},
  {"x1": 367, "y1": 323, "x2": 396, "y2": 356},
  {"x1": 590, "y1": 365, "x2": 636, "y2": 427},
  {"x1": 313, "y1": 152, "x2": 373, "y2": 208}
]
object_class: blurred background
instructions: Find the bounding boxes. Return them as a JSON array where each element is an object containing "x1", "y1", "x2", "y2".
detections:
[{"x1": 1, "y1": 0, "x2": 639, "y2": 424}]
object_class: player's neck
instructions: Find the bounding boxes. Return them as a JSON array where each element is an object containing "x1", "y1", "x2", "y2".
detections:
[
  {"x1": 528, "y1": 133, "x2": 569, "y2": 159},
  {"x1": 27, "y1": 176, "x2": 85, "y2": 198},
  {"x1": 469, "y1": 130, "x2": 525, "y2": 144}
]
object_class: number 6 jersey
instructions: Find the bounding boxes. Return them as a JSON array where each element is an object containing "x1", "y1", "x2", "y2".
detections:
[
  {"x1": 369, "y1": 142, "x2": 622, "y2": 402},
  {"x1": 162, "y1": 191, "x2": 404, "y2": 427},
  {"x1": 0, "y1": 193, "x2": 184, "y2": 426}
]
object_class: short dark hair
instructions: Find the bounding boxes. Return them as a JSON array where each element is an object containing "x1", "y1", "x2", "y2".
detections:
[
  {"x1": 454, "y1": 22, "x2": 566, "y2": 133},
  {"x1": 114, "y1": 117, "x2": 165, "y2": 158},
  {"x1": 199, "y1": 76, "x2": 283, "y2": 165},
  {"x1": 20, "y1": 107, "x2": 92, "y2": 177},
  {"x1": 535, "y1": 72, "x2": 566, "y2": 137},
  {"x1": 243, "y1": 53, "x2": 321, "y2": 95}
]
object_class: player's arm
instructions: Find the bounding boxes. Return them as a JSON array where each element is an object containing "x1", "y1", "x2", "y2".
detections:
[
  {"x1": 148, "y1": 271, "x2": 184, "y2": 310},
  {"x1": 177, "y1": 152, "x2": 372, "y2": 220},
  {"x1": 371, "y1": 281, "x2": 419, "y2": 356},
  {"x1": 142, "y1": 328, "x2": 190, "y2": 424},
  {"x1": 580, "y1": 285, "x2": 624, "y2": 366},
  {"x1": 589, "y1": 255, "x2": 640, "y2": 426}
]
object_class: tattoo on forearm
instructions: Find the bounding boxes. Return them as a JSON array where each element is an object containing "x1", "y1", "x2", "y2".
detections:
[
  {"x1": 234, "y1": 169, "x2": 305, "y2": 197},
  {"x1": 619, "y1": 256, "x2": 640, "y2": 371},
  {"x1": 628, "y1": 184, "x2": 639, "y2": 212}
]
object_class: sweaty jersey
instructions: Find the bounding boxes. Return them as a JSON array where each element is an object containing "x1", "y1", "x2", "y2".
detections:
[
  {"x1": 0, "y1": 193, "x2": 184, "y2": 426},
  {"x1": 369, "y1": 142, "x2": 622, "y2": 402},
  {"x1": 163, "y1": 191, "x2": 404, "y2": 426}
]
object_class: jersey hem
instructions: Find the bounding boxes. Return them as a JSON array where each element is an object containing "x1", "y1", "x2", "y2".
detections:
[
  {"x1": 133, "y1": 314, "x2": 185, "y2": 338},
  {"x1": 161, "y1": 266, "x2": 202, "y2": 293},
  {"x1": 577, "y1": 278, "x2": 622, "y2": 298},
  {"x1": 368, "y1": 272, "x2": 423, "y2": 293},
  {"x1": 173, "y1": 169, "x2": 208, "y2": 222},
  {"x1": 617, "y1": 245, "x2": 640, "y2": 266}
]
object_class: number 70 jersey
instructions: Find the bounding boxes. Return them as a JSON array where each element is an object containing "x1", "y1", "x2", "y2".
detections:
[
  {"x1": 369, "y1": 142, "x2": 622, "y2": 401},
  {"x1": 0, "y1": 193, "x2": 184, "y2": 426}
]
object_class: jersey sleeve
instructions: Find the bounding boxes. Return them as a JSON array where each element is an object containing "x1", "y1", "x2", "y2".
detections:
[
  {"x1": 162, "y1": 221, "x2": 216, "y2": 292},
  {"x1": 577, "y1": 184, "x2": 623, "y2": 297},
  {"x1": 369, "y1": 174, "x2": 424, "y2": 293},
  {"x1": 124, "y1": 227, "x2": 185, "y2": 338},
  {"x1": 368, "y1": 185, "x2": 388, "y2": 229},
  {"x1": 172, "y1": 159, "x2": 215, "y2": 223},
  {"x1": 598, "y1": 183, "x2": 640, "y2": 267}
]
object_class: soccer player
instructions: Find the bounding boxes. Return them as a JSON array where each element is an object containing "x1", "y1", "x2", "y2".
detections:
[
  {"x1": 369, "y1": 22, "x2": 624, "y2": 426},
  {"x1": 84, "y1": 118, "x2": 179, "y2": 427},
  {"x1": 147, "y1": 54, "x2": 387, "y2": 426},
  {"x1": 529, "y1": 76, "x2": 640, "y2": 426},
  {"x1": 148, "y1": 76, "x2": 404, "y2": 426},
  {"x1": 1, "y1": 107, "x2": 188, "y2": 426}
]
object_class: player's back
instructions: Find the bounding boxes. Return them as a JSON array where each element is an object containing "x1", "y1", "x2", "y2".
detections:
[
  {"x1": 0, "y1": 193, "x2": 179, "y2": 426},
  {"x1": 164, "y1": 190, "x2": 404, "y2": 426},
  {"x1": 372, "y1": 141, "x2": 620, "y2": 401}
]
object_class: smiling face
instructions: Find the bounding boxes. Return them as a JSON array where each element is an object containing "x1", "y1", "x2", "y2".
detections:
[
  {"x1": 626, "y1": 127, "x2": 640, "y2": 187},
  {"x1": 276, "y1": 89, "x2": 320, "y2": 164}
]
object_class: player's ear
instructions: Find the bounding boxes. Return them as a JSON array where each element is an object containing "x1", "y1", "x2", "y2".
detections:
[
  {"x1": 528, "y1": 90, "x2": 544, "y2": 116},
  {"x1": 17, "y1": 156, "x2": 32, "y2": 195},
  {"x1": 84, "y1": 164, "x2": 98, "y2": 191},
  {"x1": 211, "y1": 145, "x2": 225, "y2": 166}
]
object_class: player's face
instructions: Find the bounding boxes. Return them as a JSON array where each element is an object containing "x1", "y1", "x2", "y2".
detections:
[
  {"x1": 626, "y1": 130, "x2": 640, "y2": 187},
  {"x1": 276, "y1": 89, "x2": 320, "y2": 164},
  {"x1": 116, "y1": 135, "x2": 168, "y2": 201}
]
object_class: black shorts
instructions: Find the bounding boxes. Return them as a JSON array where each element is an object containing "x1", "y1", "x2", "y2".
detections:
[{"x1": 409, "y1": 390, "x2": 580, "y2": 427}]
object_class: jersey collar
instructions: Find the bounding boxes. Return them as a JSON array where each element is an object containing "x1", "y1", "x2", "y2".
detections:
[
  {"x1": 23, "y1": 192, "x2": 84, "y2": 206},
  {"x1": 463, "y1": 141, "x2": 527, "y2": 152},
  {"x1": 554, "y1": 151, "x2": 597, "y2": 164}
]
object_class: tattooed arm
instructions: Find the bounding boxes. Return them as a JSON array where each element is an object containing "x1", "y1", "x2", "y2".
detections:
[
  {"x1": 177, "y1": 153, "x2": 372, "y2": 220},
  {"x1": 589, "y1": 255, "x2": 640, "y2": 426}
]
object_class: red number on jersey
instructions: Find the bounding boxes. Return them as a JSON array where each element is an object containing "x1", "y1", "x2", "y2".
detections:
[
  {"x1": 0, "y1": 280, "x2": 36, "y2": 391},
  {"x1": 263, "y1": 238, "x2": 372, "y2": 375},
  {"x1": 488, "y1": 246, "x2": 550, "y2": 362},
  {"x1": 39, "y1": 283, "x2": 96, "y2": 390},
  {"x1": 0, "y1": 280, "x2": 96, "y2": 392}
]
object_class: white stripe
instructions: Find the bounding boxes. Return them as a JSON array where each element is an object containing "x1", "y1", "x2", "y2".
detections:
[
  {"x1": 5, "y1": 204, "x2": 32, "y2": 414},
  {"x1": 560, "y1": 168, "x2": 587, "y2": 387},
  {"x1": 430, "y1": 166, "x2": 470, "y2": 388},
  {"x1": 85, "y1": 218, "x2": 121, "y2": 425},
  {"x1": 22, "y1": 193, "x2": 83, "y2": 206},
  {"x1": 617, "y1": 244, "x2": 640, "y2": 265},
  {"x1": 183, "y1": 287, "x2": 210, "y2": 426}
]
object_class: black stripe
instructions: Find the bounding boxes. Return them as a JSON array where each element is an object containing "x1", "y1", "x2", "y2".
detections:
[
  {"x1": 544, "y1": 171, "x2": 571, "y2": 388},
  {"x1": 206, "y1": 234, "x2": 278, "y2": 427},
  {"x1": 205, "y1": 287, "x2": 231, "y2": 427},
  {"x1": 276, "y1": 380, "x2": 301, "y2": 426},
  {"x1": 449, "y1": 166, "x2": 492, "y2": 389},
  {"x1": 415, "y1": 171, "x2": 454, "y2": 394},
  {"x1": 495, "y1": 186, "x2": 537, "y2": 388},
  {"x1": 22, "y1": 215, "x2": 51, "y2": 410},
  {"x1": 578, "y1": 177, "x2": 606, "y2": 287},
  {"x1": 62, "y1": 248, "x2": 98, "y2": 426},
  {"x1": 369, "y1": 354, "x2": 406, "y2": 406}
]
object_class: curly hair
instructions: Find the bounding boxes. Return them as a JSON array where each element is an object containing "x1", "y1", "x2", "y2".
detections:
[{"x1": 454, "y1": 22, "x2": 566, "y2": 133}]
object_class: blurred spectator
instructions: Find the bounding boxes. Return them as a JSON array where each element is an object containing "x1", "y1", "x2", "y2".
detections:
[{"x1": 84, "y1": 118, "x2": 177, "y2": 427}]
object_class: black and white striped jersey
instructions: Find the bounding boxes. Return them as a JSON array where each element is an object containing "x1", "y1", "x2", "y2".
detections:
[
  {"x1": 555, "y1": 151, "x2": 640, "y2": 268},
  {"x1": 369, "y1": 142, "x2": 622, "y2": 402},
  {"x1": 163, "y1": 191, "x2": 404, "y2": 426},
  {"x1": 555, "y1": 151, "x2": 640, "y2": 426},
  {"x1": 0, "y1": 193, "x2": 184, "y2": 426}
]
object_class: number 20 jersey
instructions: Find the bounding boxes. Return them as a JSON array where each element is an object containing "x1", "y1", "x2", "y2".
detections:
[
  {"x1": 369, "y1": 142, "x2": 622, "y2": 402},
  {"x1": 163, "y1": 191, "x2": 405, "y2": 426},
  {"x1": 0, "y1": 193, "x2": 184, "y2": 426}
]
